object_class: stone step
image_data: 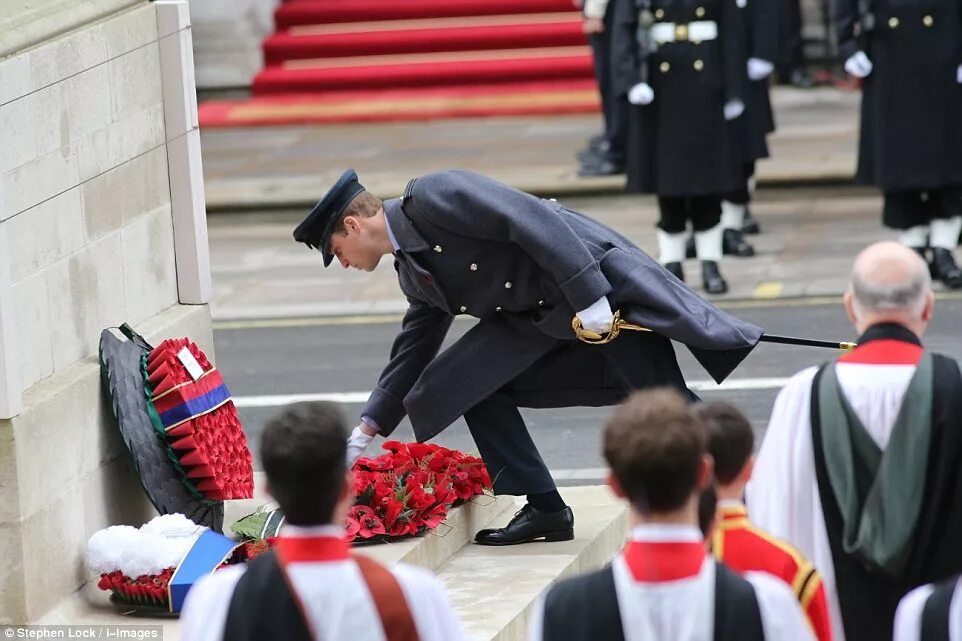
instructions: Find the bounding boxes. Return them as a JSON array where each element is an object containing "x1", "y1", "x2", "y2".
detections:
[{"x1": 437, "y1": 486, "x2": 628, "y2": 641}]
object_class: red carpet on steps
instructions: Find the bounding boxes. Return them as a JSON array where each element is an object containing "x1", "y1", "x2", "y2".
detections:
[{"x1": 198, "y1": 0, "x2": 601, "y2": 128}]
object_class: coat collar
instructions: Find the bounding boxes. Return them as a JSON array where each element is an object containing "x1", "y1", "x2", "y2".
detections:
[
  {"x1": 384, "y1": 199, "x2": 429, "y2": 254},
  {"x1": 856, "y1": 322, "x2": 922, "y2": 347}
]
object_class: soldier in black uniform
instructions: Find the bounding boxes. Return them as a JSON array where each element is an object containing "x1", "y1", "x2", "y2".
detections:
[
  {"x1": 837, "y1": 0, "x2": 962, "y2": 288},
  {"x1": 578, "y1": 0, "x2": 629, "y2": 176},
  {"x1": 612, "y1": 0, "x2": 750, "y2": 294},
  {"x1": 719, "y1": 0, "x2": 779, "y2": 251}
]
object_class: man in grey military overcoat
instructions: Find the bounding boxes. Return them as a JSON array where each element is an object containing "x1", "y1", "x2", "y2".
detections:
[{"x1": 294, "y1": 169, "x2": 762, "y2": 546}]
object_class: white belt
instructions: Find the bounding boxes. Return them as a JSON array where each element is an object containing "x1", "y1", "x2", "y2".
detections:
[{"x1": 650, "y1": 20, "x2": 718, "y2": 44}]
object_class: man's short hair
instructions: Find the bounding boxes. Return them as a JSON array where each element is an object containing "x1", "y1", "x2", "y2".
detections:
[
  {"x1": 698, "y1": 484, "x2": 718, "y2": 537},
  {"x1": 603, "y1": 388, "x2": 707, "y2": 514},
  {"x1": 697, "y1": 402, "x2": 754, "y2": 485},
  {"x1": 260, "y1": 402, "x2": 348, "y2": 525},
  {"x1": 330, "y1": 191, "x2": 383, "y2": 237}
]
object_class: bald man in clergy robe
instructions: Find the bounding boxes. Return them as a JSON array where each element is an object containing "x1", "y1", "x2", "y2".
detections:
[
  {"x1": 527, "y1": 388, "x2": 815, "y2": 641},
  {"x1": 894, "y1": 575, "x2": 962, "y2": 641},
  {"x1": 747, "y1": 241, "x2": 962, "y2": 641},
  {"x1": 180, "y1": 402, "x2": 464, "y2": 641}
]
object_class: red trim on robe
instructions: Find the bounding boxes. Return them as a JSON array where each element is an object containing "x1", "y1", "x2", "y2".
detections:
[
  {"x1": 838, "y1": 339, "x2": 922, "y2": 365},
  {"x1": 273, "y1": 536, "x2": 350, "y2": 563},
  {"x1": 623, "y1": 541, "x2": 707, "y2": 582}
]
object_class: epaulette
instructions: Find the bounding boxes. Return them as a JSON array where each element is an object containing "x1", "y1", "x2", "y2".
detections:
[{"x1": 400, "y1": 178, "x2": 418, "y2": 206}]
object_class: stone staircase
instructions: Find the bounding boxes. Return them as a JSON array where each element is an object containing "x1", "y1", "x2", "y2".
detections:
[{"x1": 37, "y1": 485, "x2": 628, "y2": 640}]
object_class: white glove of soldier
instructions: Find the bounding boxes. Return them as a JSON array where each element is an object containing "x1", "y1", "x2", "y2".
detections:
[
  {"x1": 627, "y1": 82, "x2": 655, "y2": 105},
  {"x1": 957, "y1": 64, "x2": 962, "y2": 84},
  {"x1": 747, "y1": 58, "x2": 774, "y2": 81},
  {"x1": 844, "y1": 51, "x2": 873, "y2": 78},
  {"x1": 347, "y1": 424, "x2": 375, "y2": 465},
  {"x1": 576, "y1": 296, "x2": 615, "y2": 334},
  {"x1": 723, "y1": 99, "x2": 745, "y2": 120}
]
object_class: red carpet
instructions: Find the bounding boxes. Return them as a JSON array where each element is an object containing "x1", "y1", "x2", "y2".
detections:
[{"x1": 199, "y1": 0, "x2": 600, "y2": 128}]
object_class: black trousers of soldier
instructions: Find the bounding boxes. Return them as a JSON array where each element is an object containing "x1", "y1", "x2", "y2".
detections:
[
  {"x1": 723, "y1": 163, "x2": 756, "y2": 205},
  {"x1": 588, "y1": 7, "x2": 627, "y2": 163},
  {"x1": 657, "y1": 196, "x2": 723, "y2": 233},
  {"x1": 463, "y1": 330, "x2": 691, "y2": 496},
  {"x1": 883, "y1": 188, "x2": 962, "y2": 229}
]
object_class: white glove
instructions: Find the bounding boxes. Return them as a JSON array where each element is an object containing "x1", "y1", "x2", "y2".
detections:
[
  {"x1": 723, "y1": 99, "x2": 745, "y2": 121},
  {"x1": 347, "y1": 425, "x2": 374, "y2": 465},
  {"x1": 576, "y1": 296, "x2": 614, "y2": 334},
  {"x1": 844, "y1": 51, "x2": 873, "y2": 78},
  {"x1": 627, "y1": 82, "x2": 654, "y2": 105},
  {"x1": 957, "y1": 64, "x2": 962, "y2": 84},
  {"x1": 747, "y1": 58, "x2": 774, "y2": 81}
]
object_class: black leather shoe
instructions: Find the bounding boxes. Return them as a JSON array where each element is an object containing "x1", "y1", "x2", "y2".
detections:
[
  {"x1": 474, "y1": 504, "x2": 574, "y2": 546},
  {"x1": 577, "y1": 158, "x2": 625, "y2": 177},
  {"x1": 685, "y1": 235, "x2": 696, "y2": 259},
  {"x1": 723, "y1": 228, "x2": 755, "y2": 257},
  {"x1": 931, "y1": 248, "x2": 962, "y2": 289},
  {"x1": 742, "y1": 208, "x2": 761, "y2": 234},
  {"x1": 702, "y1": 261, "x2": 729, "y2": 294},
  {"x1": 664, "y1": 261, "x2": 685, "y2": 282}
]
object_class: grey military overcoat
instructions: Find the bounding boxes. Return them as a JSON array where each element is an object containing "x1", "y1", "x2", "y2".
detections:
[{"x1": 360, "y1": 171, "x2": 763, "y2": 441}]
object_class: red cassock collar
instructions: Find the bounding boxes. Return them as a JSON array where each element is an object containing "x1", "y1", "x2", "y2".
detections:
[
  {"x1": 273, "y1": 536, "x2": 351, "y2": 563},
  {"x1": 623, "y1": 541, "x2": 708, "y2": 582}
]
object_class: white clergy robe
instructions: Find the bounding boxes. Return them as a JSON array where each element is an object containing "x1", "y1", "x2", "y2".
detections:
[
  {"x1": 894, "y1": 578, "x2": 962, "y2": 641},
  {"x1": 180, "y1": 525, "x2": 465, "y2": 641},
  {"x1": 526, "y1": 524, "x2": 815, "y2": 641},
  {"x1": 746, "y1": 341, "x2": 921, "y2": 641}
]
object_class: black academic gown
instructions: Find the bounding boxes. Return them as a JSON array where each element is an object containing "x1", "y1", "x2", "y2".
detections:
[
  {"x1": 810, "y1": 324, "x2": 962, "y2": 641},
  {"x1": 540, "y1": 562, "x2": 765, "y2": 641},
  {"x1": 836, "y1": 0, "x2": 962, "y2": 191}
]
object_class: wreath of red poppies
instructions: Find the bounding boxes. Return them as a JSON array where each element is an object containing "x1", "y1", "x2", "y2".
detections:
[{"x1": 347, "y1": 441, "x2": 492, "y2": 542}]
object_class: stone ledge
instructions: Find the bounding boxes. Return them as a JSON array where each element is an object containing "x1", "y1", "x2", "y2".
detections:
[
  {"x1": 437, "y1": 486, "x2": 628, "y2": 641},
  {"x1": 356, "y1": 495, "x2": 516, "y2": 572}
]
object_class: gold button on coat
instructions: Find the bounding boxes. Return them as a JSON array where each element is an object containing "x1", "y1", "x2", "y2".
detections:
[
  {"x1": 695, "y1": 6, "x2": 706, "y2": 16},
  {"x1": 469, "y1": 263, "x2": 478, "y2": 271},
  {"x1": 888, "y1": 16, "x2": 899, "y2": 27},
  {"x1": 660, "y1": 61, "x2": 671, "y2": 73},
  {"x1": 655, "y1": 8, "x2": 664, "y2": 18},
  {"x1": 504, "y1": 281, "x2": 513, "y2": 289},
  {"x1": 496, "y1": 306, "x2": 502, "y2": 312},
  {"x1": 460, "y1": 306, "x2": 467, "y2": 313},
  {"x1": 923, "y1": 14, "x2": 933, "y2": 26},
  {"x1": 694, "y1": 59, "x2": 704, "y2": 71},
  {"x1": 433, "y1": 245, "x2": 443, "y2": 253}
]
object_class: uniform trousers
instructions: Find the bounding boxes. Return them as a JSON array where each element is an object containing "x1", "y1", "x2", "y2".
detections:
[
  {"x1": 588, "y1": 7, "x2": 628, "y2": 163},
  {"x1": 657, "y1": 196, "x2": 723, "y2": 233},
  {"x1": 723, "y1": 163, "x2": 756, "y2": 205},
  {"x1": 883, "y1": 188, "x2": 962, "y2": 229},
  {"x1": 464, "y1": 330, "x2": 692, "y2": 496}
]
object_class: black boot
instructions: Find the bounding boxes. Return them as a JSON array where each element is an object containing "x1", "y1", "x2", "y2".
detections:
[
  {"x1": 474, "y1": 504, "x2": 574, "y2": 546},
  {"x1": 742, "y1": 207, "x2": 761, "y2": 234},
  {"x1": 664, "y1": 261, "x2": 685, "y2": 282},
  {"x1": 723, "y1": 228, "x2": 755, "y2": 257},
  {"x1": 930, "y1": 248, "x2": 962, "y2": 289},
  {"x1": 702, "y1": 261, "x2": 729, "y2": 294},
  {"x1": 685, "y1": 235, "x2": 696, "y2": 259}
]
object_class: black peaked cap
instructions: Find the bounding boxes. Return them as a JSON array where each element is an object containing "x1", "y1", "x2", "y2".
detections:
[{"x1": 293, "y1": 169, "x2": 366, "y2": 266}]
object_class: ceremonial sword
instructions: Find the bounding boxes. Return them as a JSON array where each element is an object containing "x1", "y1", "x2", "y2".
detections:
[{"x1": 572, "y1": 310, "x2": 857, "y2": 351}]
